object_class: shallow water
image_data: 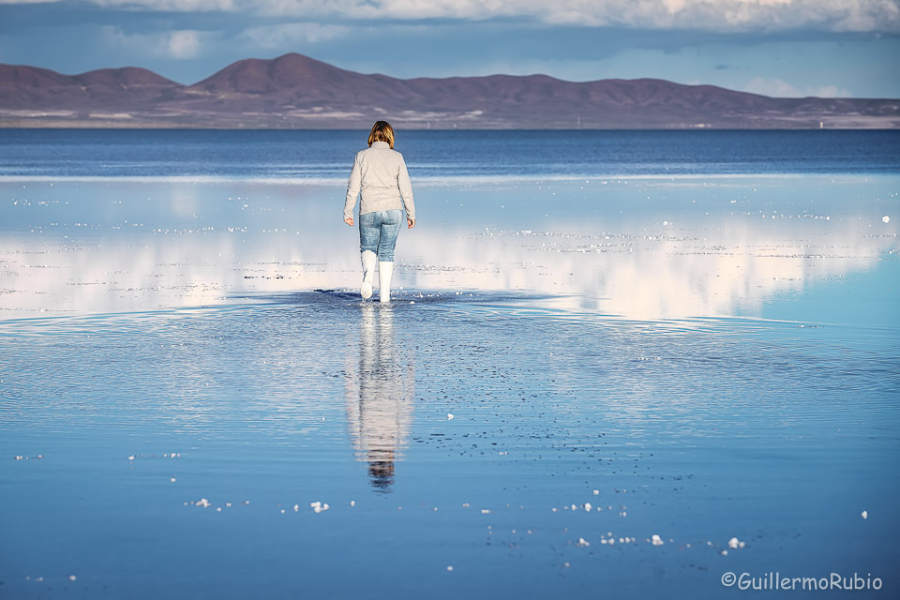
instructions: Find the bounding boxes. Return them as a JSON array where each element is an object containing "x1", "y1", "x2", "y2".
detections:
[
  {"x1": 1, "y1": 131, "x2": 899, "y2": 599},
  {"x1": 2, "y1": 174, "x2": 897, "y2": 324}
]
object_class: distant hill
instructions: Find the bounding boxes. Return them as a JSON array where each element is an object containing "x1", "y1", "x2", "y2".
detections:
[
  {"x1": 1, "y1": 53, "x2": 897, "y2": 129},
  {"x1": 0, "y1": 63, "x2": 182, "y2": 114}
]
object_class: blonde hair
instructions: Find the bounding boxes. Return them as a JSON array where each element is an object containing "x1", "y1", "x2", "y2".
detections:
[{"x1": 367, "y1": 121, "x2": 395, "y2": 149}]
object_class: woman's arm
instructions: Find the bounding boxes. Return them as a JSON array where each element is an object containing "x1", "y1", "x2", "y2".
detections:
[
  {"x1": 398, "y1": 156, "x2": 415, "y2": 227},
  {"x1": 343, "y1": 153, "x2": 362, "y2": 224}
]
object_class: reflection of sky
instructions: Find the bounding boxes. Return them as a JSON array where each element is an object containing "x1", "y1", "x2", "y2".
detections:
[
  {"x1": 0, "y1": 175, "x2": 896, "y2": 325},
  {"x1": 1, "y1": 174, "x2": 898, "y2": 600}
]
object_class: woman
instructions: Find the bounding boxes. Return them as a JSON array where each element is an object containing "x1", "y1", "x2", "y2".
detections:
[{"x1": 343, "y1": 121, "x2": 416, "y2": 303}]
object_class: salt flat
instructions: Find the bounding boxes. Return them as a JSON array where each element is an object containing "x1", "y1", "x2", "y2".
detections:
[{"x1": 1, "y1": 131, "x2": 898, "y2": 598}]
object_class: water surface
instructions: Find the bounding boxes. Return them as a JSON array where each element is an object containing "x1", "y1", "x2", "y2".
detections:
[{"x1": 1, "y1": 130, "x2": 898, "y2": 599}]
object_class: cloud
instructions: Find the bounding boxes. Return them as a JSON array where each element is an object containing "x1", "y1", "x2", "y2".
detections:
[
  {"x1": 238, "y1": 23, "x2": 351, "y2": 49},
  {"x1": 253, "y1": 0, "x2": 900, "y2": 33},
  {"x1": 103, "y1": 27, "x2": 212, "y2": 59},
  {"x1": 166, "y1": 30, "x2": 203, "y2": 58},
  {"x1": 744, "y1": 76, "x2": 854, "y2": 97},
  {"x1": 88, "y1": 0, "x2": 237, "y2": 10},
  {"x1": 4, "y1": 0, "x2": 898, "y2": 32}
]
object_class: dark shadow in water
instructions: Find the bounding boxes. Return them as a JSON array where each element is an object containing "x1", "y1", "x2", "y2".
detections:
[
  {"x1": 233, "y1": 288, "x2": 552, "y2": 309},
  {"x1": 344, "y1": 303, "x2": 415, "y2": 493}
]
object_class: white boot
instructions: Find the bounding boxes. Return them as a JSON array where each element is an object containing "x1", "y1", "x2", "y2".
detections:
[
  {"x1": 360, "y1": 251, "x2": 377, "y2": 299},
  {"x1": 379, "y1": 261, "x2": 394, "y2": 303}
]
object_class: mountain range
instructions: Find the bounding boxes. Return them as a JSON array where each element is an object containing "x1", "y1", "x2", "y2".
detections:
[{"x1": 1, "y1": 53, "x2": 898, "y2": 129}]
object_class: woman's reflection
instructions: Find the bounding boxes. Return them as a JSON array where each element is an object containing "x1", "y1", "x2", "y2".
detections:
[{"x1": 345, "y1": 303, "x2": 414, "y2": 492}]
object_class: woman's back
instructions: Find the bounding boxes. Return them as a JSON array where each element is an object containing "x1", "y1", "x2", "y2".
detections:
[{"x1": 346, "y1": 141, "x2": 415, "y2": 219}]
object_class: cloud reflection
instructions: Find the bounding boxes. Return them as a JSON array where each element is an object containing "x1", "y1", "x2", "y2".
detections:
[{"x1": 0, "y1": 178, "x2": 895, "y2": 321}]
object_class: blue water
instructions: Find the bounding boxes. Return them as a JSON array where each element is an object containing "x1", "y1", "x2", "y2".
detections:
[
  {"x1": 0, "y1": 130, "x2": 898, "y2": 599},
  {"x1": 0, "y1": 129, "x2": 898, "y2": 180}
]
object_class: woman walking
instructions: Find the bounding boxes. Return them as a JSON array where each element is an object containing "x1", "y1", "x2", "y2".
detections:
[{"x1": 343, "y1": 121, "x2": 416, "y2": 302}]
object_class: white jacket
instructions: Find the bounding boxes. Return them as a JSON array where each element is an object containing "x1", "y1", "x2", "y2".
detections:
[{"x1": 344, "y1": 141, "x2": 416, "y2": 221}]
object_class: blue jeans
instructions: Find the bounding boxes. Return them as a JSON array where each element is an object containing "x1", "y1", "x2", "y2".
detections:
[{"x1": 359, "y1": 210, "x2": 403, "y2": 263}]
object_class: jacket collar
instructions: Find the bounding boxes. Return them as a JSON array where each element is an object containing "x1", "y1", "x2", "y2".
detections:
[{"x1": 371, "y1": 141, "x2": 390, "y2": 148}]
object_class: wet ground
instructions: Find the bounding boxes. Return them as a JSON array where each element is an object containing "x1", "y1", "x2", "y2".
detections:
[{"x1": 1, "y1": 172, "x2": 898, "y2": 598}]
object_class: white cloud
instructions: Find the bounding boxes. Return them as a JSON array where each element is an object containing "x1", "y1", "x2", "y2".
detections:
[
  {"x1": 166, "y1": 30, "x2": 202, "y2": 58},
  {"x1": 239, "y1": 23, "x2": 351, "y2": 49},
  {"x1": 250, "y1": 0, "x2": 900, "y2": 33},
  {"x1": 810, "y1": 84, "x2": 856, "y2": 98},
  {"x1": 90, "y1": 0, "x2": 237, "y2": 10},
  {"x1": 744, "y1": 76, "x2": 854, "y2": 98},
  {"x1": 4, "y1": 0, "x2": 898, "y2": 32},
  {"x1": 103, "y1": 27, "x2": 211, "y2": 59}
]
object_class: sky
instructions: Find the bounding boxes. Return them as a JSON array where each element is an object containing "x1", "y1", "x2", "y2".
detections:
[{"x1": 1, "y1": 0, "x2": 899, "y2": 98}]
